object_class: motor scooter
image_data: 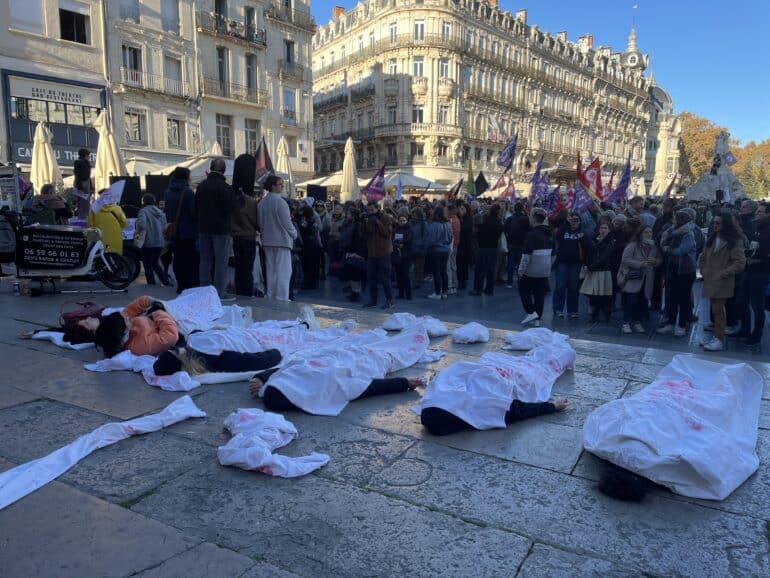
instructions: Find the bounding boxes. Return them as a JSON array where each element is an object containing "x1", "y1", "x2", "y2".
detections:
[{"x1": 4, "y1": 213, "x2": 136, "y2": 291}]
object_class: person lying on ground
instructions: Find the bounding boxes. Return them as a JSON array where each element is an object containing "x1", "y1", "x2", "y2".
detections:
[
  {"x1": 92, "y1": 296, "x2": 178, "y2": 357},
  {"x1": 19, "y1": 312, "x2": 104, "y2": 345},
  {"x1": 154, "y1": 347, "x2": 282, "y2": 376},
  {"x1": 249, "y1": 370, "x2": 424, "y2": 412}
]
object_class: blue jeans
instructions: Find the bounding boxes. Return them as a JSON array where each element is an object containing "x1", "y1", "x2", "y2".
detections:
[
  {"x1": 552, "y1": 262, "x2": 582, "y2": 314},
  {"x1": 745, "y1": 272, "x2": 768, "y2": 339}
]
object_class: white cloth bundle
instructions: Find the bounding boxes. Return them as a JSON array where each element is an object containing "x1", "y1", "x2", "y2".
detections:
[
  {"x1": 0, "y1": 396, "x2": 206, "y2": 510},
  {"x1": 502, "y1": 327, "x2": 569, "y2": 351},
  {"x1": 30, "y1": 331, "x2": 94, "y2": 350},
  {"x1": 217, "y1": 408, "x2": 329, "y2": 478},
  {"x1": 259, "y1": 325, "x2": 430, "y2": 416},
  {"x1": 452, "y1": 322, "x2": 490, "y2": 344},
  {"x1": 420, "y1": 316, "x2": 450, "y2": 338},
  {"x1": 382, "y1": 312, "x2": 418, "y2": 331},
  {"x1": 414, "y1": 342, "x2": 576, "y2": 430},
  {"x1": 583, "y1": 355, "x2": 763, "y2": 500}
]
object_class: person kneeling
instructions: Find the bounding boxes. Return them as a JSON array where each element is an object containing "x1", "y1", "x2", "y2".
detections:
[{"x1": 249, "y1": 371, "x2": 423, "y2": 413}]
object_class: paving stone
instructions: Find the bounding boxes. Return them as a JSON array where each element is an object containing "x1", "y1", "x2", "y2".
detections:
[
  {"x1": 0, "y1": 399, "x2": 108, "y2": 462},
  {"x1": 133, "y1": 543, "x2": 255, "y2": 578},
  {"x1": 0, "y1": 476, "x2": 198, "y2": 578},
  {"x1": 516, "y1": 543, "x2": 645, "y2": 577},
  {"x1": 572, "y1": 355, "x2": 636, "y2": 380},
  {"x1": 238, "y1": 562, "x2": 303, "y2": 578},
  {"x1": 570, "y1": 339, "x2": 647, "y2": 362},
  {"x1": 7, "y1": 355, "x2": 192, "y2": 419},
  {"x1": 0, "y1": 384, "x2": 40, "y2": 409},
  {"x1": 363, "y1": 441, "x2": 770, "y2": 577},
  {"x1": 550, "y1": 371, "x2": 628, "y2": 403},
  {"x1": 760, "y1": 399, "x2": 770, "y2": 430},
  {"x1": 133, "y1": 464, "x2": 532, "y2": 578}
]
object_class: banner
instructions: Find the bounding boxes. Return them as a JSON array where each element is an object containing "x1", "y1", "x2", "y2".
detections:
[
  {"x1": 497, "y1": 133, "x2": 518, "y2": 169},
  {"x1": 362, "y1": 164, "x2": 386, "y2": 202}
]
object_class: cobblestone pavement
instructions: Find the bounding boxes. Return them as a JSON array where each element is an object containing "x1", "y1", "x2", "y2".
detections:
[{"x1": 0, "y1": 283, "x2": 768, "y2": 577}]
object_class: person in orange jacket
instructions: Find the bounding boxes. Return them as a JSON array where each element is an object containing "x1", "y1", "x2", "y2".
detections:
[{"x1": 93, "y1": 295, "x2": 179, "y2": 357}]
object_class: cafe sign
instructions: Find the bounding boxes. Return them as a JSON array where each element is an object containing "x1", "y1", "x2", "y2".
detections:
[{"x1": 9, "y1": 76, "x2": 103, "y2": 108}]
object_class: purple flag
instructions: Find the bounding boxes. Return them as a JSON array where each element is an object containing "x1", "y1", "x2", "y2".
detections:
[
  {"x1": 497, "y1": 133, "x2": 518, "y2": 169},
  {"x1": 362, "y1": 164, "x2": 386, "y2": 202},
  {"x1": 605, "y1": 157, "x2": 631, "y2": 205},
  {"x1": 572, "y1": 180, "x2": 594, "y2": 212}
]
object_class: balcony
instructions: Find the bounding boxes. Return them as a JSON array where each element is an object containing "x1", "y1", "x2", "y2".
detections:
[
  {"x1": 350, "y1": 82, "x2": 375, "y2": 102},
  {"x1": 266, "y1": 3, "x2": 316, "y2": 32},
  {"x1": 196, "y1": 11, "x2": 266, "y2": 49},
  {"x1": 278, "y1": 60, "x2": 304, "y2": 81},
  {"x1": 281, "y1": 109, "x2": 297, "y2": 126},
  {"x1": 384, "y1": 77, "x2": 399, "y2": 97},
  {"x1": 438, "y1": 78, "x2": 456, "y2": 98},
  {"x1": 411, "y1": 76, "x2": 428, "y2": 96},
  {"x1": 119, "y1": 67, "x2": 191, "y2": 98},
  {"x1": 201, "y1": 77, "x2": 267, "y2": 106},
  {"x1": 313, "y1": 91, "x2": 347, "y2": 111},
  {"x1": 346, "y1": 128, "x2": 375, "y2": 141},
  {"x1": 384, "y1": 156, "x2": 399, "y2": 166}
]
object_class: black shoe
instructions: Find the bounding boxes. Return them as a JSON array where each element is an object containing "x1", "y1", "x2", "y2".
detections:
[
  {"x1": 346, "y1": 292, "x2": 360, "y2": 302},
  {"x1": 363, "y1": 302, "x2": 377, "y2": 309},
  {"x1": 483, "y1": 290, "x2": 493, "y2": 296},
  {"x1": 381, "y1": 301, "x2": 395, "y2": 310},
  {"x1": 743, "y1": 336, "x2": 762, "y2": 346},
  {"x1": 469, "y1": 291, "x2": 482, "y2": 296}
]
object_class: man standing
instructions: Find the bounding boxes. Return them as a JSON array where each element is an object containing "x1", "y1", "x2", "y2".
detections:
[
  {"x1": 195, "y1": 158, "x2": 237, "y2": 300},
  {"x1": 164, "y1": 167, "x2": 198, "y2": 294},
  {"x1": 72, "y1": 148, "x2": 92, "y2": 218},
  {"x1": 257, "y1": 175, "x2": 297, "y2": 301},
  {"x1": 742, "y1": 202, "x2": 770, "y2": 345},
  {"x1": 518, "y1": 208, "x2": 553, "y2": 326},
  {"x1": 504, "y1": 201, "x2": 530, "y2": 287},
  {"x1": 362, "y1": 201, "x2": 394, "y2": 309}
]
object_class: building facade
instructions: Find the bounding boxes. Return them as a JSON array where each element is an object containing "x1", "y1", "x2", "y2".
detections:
[
  {"x1": 1, "y1": 0, "x2": 107, "y2": 173},
  {"x1": 644, "y1": 74, "x2": 681, "y2": 194},
  {"x1": 1, "y1": 0, "x2": 315, "y2": 181},
  {"x1": 312, "y1": 0, "x2": 663, "y2": 188}
]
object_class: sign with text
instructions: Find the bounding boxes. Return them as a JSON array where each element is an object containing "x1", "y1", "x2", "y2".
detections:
[
  {"x1": 9, "y1": 76, "x2": 103, "y2": 108},
  {"x1": 18, "y1": 227, "x2": 88, "y2": 270}
]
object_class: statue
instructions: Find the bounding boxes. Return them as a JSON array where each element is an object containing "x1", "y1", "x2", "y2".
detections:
[{"x1": 687, "y1": 131, "x2": 745, "y2": 202}]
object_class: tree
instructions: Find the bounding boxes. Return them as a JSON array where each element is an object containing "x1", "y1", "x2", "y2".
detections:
[
  {"x1": 678, "y1": 112, "x2": 726, "y2": 184},
  {"x1": 735, "y1": 140, "x2": 770, "y2": 199}
]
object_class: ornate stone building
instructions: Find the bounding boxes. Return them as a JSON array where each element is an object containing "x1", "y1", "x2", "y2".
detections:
[
  {"x1": 312, "y1": 0, "x2": 661, "y2": 188},
  {"x1": 644, "y1": 72, "x2": 681, "y2": 194}
]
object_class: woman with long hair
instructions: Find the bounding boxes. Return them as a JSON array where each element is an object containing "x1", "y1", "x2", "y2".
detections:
[
  {"x1": 297, "y1": 204, "x2": 322, "y2": 290},
  {"x1": 619, "y1": 225, "x2": 661, "y2": 334},
  {"x1": 470, "y1": 204, "x2": 504, "y2": 296},
  {"x1": 657, "y1": 210, "x2": 698, "y2": 337},
  {"x1": 153, "y1": 346, "x2": 281, "y2": 376},
  {"x1": 580, "y1": 221, "x2": 617, "y2": 322},
  {"x1": 424, "y1": 205, "x2": 453, "y2": 299},
  {"x1": 698, "y1": 213, "x2": 746, "y2": 351}
]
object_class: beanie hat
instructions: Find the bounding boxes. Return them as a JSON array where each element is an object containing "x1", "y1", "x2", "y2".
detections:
[{"x1": 153, "y1": 351, "x2": 182, "y2": 376}]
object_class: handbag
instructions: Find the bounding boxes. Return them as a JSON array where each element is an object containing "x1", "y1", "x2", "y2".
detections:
[
  {"x1": 163, "y1": 193, "x2": 185, "y2": 241},
  {"x1": 60, "y1": 301, "x2": 106, "y2": 331}
]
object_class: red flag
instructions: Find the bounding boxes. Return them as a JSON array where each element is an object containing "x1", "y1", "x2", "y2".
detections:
[
  {"x1": 608, "y1": 168, "x2": 616, "y2": 191},
  {"x1": 446, "y1": 178, "x2": 463, "y2": 199},
  {"x1": 491, "y1": 174, "x2": 506, "y2": 191},
  {"x1": 578, "y1": 157, "x2": 603, "y2": 201}
]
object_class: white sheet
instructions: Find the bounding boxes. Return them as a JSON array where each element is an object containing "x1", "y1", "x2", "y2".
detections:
[
  {"x1": 217, "y1": 408, "x2": 329, "y2": 478},
  {"x1": 583, "y1": 355, "x2": 763, "y2": 500},
  {"x1": 502, "y1": 328, "x2": 569, "y2": 351},
  {"x1": 161, "y1": 286, "x2": 224, "y2": 335},
  {"x1": 414, "y1": 342, "x2": 576, "y2": 430},
  {"x1": 0, "y1": 396, "x2": 206, "y2": 510},
  {"x1": 380, "y1": 313, "x2": 448, "y2": 338},
  {"x1": 31, "y1": 331, "x2": 94, "y2": 350},
  {"x1": 259, "y1": 325, "x2": 430, "y2": 416},
  {"x1": 452, "y1": 322, "x2": 490, "y2": 344}
]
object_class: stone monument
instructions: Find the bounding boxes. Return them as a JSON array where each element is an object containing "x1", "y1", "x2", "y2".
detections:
[{"x1": 686, "y1": 131, "x2": 745, "y2": 202}]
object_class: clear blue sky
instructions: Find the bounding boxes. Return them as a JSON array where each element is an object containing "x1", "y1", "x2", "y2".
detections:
[{"x1": 311, "y1": 0, "x2": 770, "y2": 145}]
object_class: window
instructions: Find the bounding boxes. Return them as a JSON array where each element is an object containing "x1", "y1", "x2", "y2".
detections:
[
  {"x1": 412, "y1": 105, "x2": 424, "y2": 123},
  {"x1": 414, "y1": 20, "x2": 425, "y2": 41},
  {"x1": 10, "y1": 0, "x2": 44, "y2": 33},
  {"x1": 489, "y1": 72, "x2": 496, "y2": 91},
  {"x1": 388, "y1": 59, "x2": 397, "y2": 75},
  {"x1": 48, "y1": 102, "x2": 67, "y2": 124},
  {"x1": 59, "y1": 6, "x2": 90, "y2": 44},
  {"x1": 358, "y1": 35, "x2": 364, "y2": 51},
  {"x1": 463, "y1": 146, "x2": 470, "y2": 161},
  {"x1": 438, "y1": 105, "x2": 449, "y2": 124},
  {"x1": 442, "y1": 21, "x2": 451, "y2": 41},
  {"x1": 389, "y1": 22, "x2": 397, "y2": 44},
  {"x1": 245, "y1": 54, "x2": 257, "y2": 90},
  {"x1": 330, "y1": 118, "x2": 336, "y2": 135},
  {"x1": 284, "y1": 40, "x2": 295, "y2": 63},
  {"x1": 410, "y1": 142, "x2": 424, "y2": 159},
  {"x1": 164, "y1": 55, "x2": 183, "y2": 95},
  {"x1": 161, "y1": 0, "x2": 179, "y2": 32},
  {"x1": 214, "y1": 0, "x2": 227, "y2": 17},
  {"x1": 479, "y1": 36, "x2": 486, "y2": 52},
  {"x1": 474, "y1": 148, "x2": 482, "y2": 161},
  {"x1": 330, "y1": 51, "x2": 335, "y2": 66},
  {"x1": 341, "y1": 46, "x2": 346, "y2": 64},
  {"x1": 125, "y1": 109, "x2": 146, "y2": 143},
  {"x1": 412, "y1": 56, "x2": 424, "y2": 77},
  {"x1": 286, "y1": 136, "x2": 298, "y2": 157},
  {"x1": 245, "y1": 118, "x2": 261, "y2": 154},
  {"x1": 122, "y1": 45, "x2": 141, "y2": 71},
  {"x1": 320, "y1": 56, "x2": 325, "y2": 69},
  {"x1": 167, "y1": 118, "x2": 184, "y2": 148},
  {"x1": 216, "y1": 46, "x2": 229, "y2": 83},
  {"x1": 437, "y1": 143, "x2": 448, "y2": 158},
  {"x1": 215, "y1": 113, "x2": 232, "y2": 157},
  {"x1": 491, "y1": 41, "x2": 498, "y2": 56},
  {"x1": 500, "y1": 78, "x2": 507, "y2": 96},
  {"x1": 387, "y1": 143, "x2": 397, "y2": 161},
  {"x1": 283, "y1": 87, "x2": 296, "y2": 124},
  {"x1": 119, "y1": 0, "x2": 140, "y2": 22},
  {"x1": 387, "y1": 105, "x2": 397, "y2": 125},
  {"x1": 439, "y1": 58, "x2": 449, "y2": 78},
  {"x1": 369, "y1": 31, "x2": 375, "y2": 49},
  {"x1": 463, "y1": 65, "x2": 472, "y2": 85},
  {"x1": 465, "y1": 30, "x2": 472, "y2": 49},
  {"x1": 244, "y1": 6, "x2": 255, "y2": 30}
]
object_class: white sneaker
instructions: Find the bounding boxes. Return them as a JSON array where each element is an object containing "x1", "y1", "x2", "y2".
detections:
[
  {"x1": 674, "y1": 326, "x2": 687, "y2": 338},
  {"x1": 532, "y1": 319, "x2": 541, "y2": 327},
  {"x1": 656, "y1": 324, "x2": 674, "y2": 335},
  {"x1": 555, "y1": 312, "x2": 565, "y2": 319},
  {"x1": 521, "y1": 312, "x2": 539, "y2": 325},
  {"x1": 725, "y1": 325, "x2": 741, "y2": 336},
  {"x1": 703, "y1": 337, "x2": 725, "y2": 351},
  {"x1": 633, "y1": 324, "x2": 646, "y2": 334},
  {"x1": 447, "y1": 288, "x2": 457, "y2": 295},
  {"x1": 427, "y1": 293, "x2": 442, "y2": 300},
  {"x1": 622, "y1": 323, "x2": 632, "y2": 334},
  {"x1": 505, "y1": 284, "x2": 513, "y2": 289}
]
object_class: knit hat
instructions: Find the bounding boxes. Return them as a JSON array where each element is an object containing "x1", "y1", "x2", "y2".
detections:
[{"x1": 153, "y1": 351, "x2": 182, "y2": 376}]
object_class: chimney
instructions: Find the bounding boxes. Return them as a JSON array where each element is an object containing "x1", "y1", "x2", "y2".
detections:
[
  {"x1": 557, "y1": 31, "x2": 567, "y2": 42},
  {"x1": 332, "y1": 6, "x2": 345, "y2": 19},
  {"x1": 488, "y1": 0, "x2": 498, "y2": 6}
]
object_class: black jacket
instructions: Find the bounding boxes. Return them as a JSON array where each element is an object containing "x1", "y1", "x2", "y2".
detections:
[
  {"x1": 587, "y1": 235, "x2": 617, "y2": 272},
  {"x1": 73, "y1": 158, "x2": 91, "y2": 183},
  {"x1": 749, "y1": 215, "x2": 770, "y2": 274},
  {"x1": 554, "y1": 226, "x2": 589, "y2": 265},
  {"x1": 194, "y1": 173, "x2": 237, "y2": 235},
  {"x1": 504, "y1": 211, "x2": 530, "y2": 247},
  {"x1": 476, "y1": 216, "x2": 504, "y2": 249},
  {"x1": 164, "y1": 178, "x2": 197, "y2": 240}
]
